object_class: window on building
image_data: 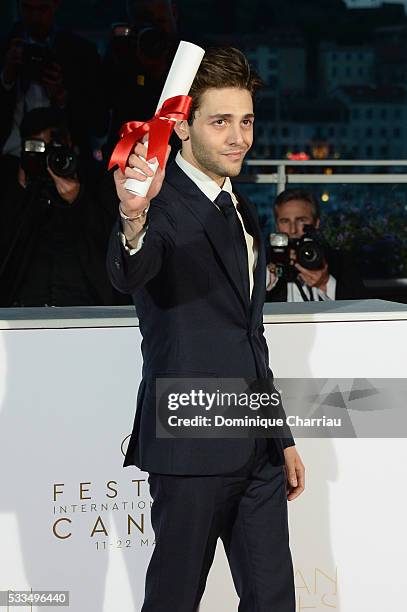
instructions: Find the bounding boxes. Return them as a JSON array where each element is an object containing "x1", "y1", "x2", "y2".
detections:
[
  {"x1": 394, "y1": 127, "x2": 401, "y2": 138},
  {"x1": 365, "y1": 108, "x2": 373, "y2": 119},
  {"x1": 381, "y1": 108, "x2": 387, "y2": 119},
  {"x1": 282, "y1": 127, "x2": 289, "y2": 137},
  {"x1": 353, "y1": 108, "x2": 360, "y2": 119},
  {"x1": 366, "y1": 145, "x2": 373, "y2": 156},
  {"x1": 394, "y1": 108, "x2": 402, "y2": 119},
  {"x1": 380, "y1": 127, "x2": 387, "y2": 137},
  {"x1": 366, "y1": 127, "x2": 373, "y2": 137}
]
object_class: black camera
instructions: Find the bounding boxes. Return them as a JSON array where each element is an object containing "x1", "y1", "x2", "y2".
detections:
[
  {"x1": 21, "y1": 138, "x2": 77, "y2": 183},
  {"x1": 269, "y1": 225, "x2": 327, "y2": 282},
  {"x1": 136, "y1": 23, "x2": 170, "y2": 60},
  {"x1": 110, "y1": 22, "x2": 170, "y2": 65},
  {"x1": 21, "y1": 42, "x2": 54, "y2": 82}
]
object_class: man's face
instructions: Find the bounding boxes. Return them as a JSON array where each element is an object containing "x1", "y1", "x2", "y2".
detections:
[
  {"x1": 20, "y1": 0, "x2": 58, "y2": 40},
  {"x1": 275, "y1": 199, "x2": 320, "y2": 239},
  {"x1": 31, "y1": 127, "x2": 59, "y2": 144},
  {"x1": 177, "y1": 87, "x2": 254, "y2": 185}
]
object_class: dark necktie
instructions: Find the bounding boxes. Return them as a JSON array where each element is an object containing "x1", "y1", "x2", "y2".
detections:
[
  {"x1": 215, "y1": 190, "x2": 250, "y2": 301},
  {"x1": 294, "y1": 279, "x2": 314, "y2": 302}
]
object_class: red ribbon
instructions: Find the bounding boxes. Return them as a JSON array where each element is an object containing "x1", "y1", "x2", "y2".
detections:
[{"x1": 108, "y1": 94, "x2": 192, "y2": 173}]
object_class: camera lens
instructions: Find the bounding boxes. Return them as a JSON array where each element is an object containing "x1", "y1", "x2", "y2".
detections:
[
  {"x1": 297, "y1": 241, "x2": 324, "y2": 270},
  {"x1": 302, "y1": 245, "x2": 318, "y2": 263},
  {"x1": 47, "y1": 145, "x2": 77, "y2": 178}
]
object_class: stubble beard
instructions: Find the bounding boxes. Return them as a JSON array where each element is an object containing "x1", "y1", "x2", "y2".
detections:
[{"x1": 190, "y1": 137, "x2": 246, "y2": 179}]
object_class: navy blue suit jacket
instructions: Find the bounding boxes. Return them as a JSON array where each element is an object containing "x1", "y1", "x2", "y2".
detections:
[{"x1": 107, "y1": 161, "x2": 295, "y2": 474}]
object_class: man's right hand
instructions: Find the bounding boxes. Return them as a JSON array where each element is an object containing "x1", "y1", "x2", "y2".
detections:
[
  {"x1": 266, "y1": 263, "x2": 278, "y2": 291},
  {"x1": 113, "y1": 142, "x2": 171, "y2": 217}
]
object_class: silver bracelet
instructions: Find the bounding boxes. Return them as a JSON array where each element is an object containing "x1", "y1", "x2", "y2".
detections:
[{"x1": 119, "y1": 202, "x2": 149, "y2": 221}]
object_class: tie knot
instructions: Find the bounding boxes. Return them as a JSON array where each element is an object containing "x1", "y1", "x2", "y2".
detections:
[{"x1": 215, "y1": 190, "x2": 235, "y2": 216}]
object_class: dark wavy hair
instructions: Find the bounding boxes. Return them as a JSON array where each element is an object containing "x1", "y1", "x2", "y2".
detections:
[{"x1": 188, "y1": 46, "x2": 263, "y2": 124}]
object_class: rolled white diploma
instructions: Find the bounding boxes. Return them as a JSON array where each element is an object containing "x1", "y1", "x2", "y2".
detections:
[{"x1": 125, "y1": 40, "x2": 205, "y2": 197}]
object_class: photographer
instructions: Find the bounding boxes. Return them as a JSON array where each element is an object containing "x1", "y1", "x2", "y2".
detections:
[
  {"x1": 0, "y1": 0, "x2": 107, "y2": 186},
  {"x1": 0, "y1": 107, "x2": 123, "y2": 307},
  {"x1": 266, "y1": 189, "x2": 366, "y2": 302},
  {"x1": 103, "y1": 0, "x2": 179, "y2": 160}
]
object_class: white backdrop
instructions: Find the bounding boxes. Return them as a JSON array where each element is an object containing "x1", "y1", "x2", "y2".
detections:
[{"x1": 0, "y1": 314, "x2": 406, "y2": 611}]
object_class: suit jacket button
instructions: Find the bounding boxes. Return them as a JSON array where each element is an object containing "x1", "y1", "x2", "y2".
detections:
[{"x1": 114, "y1": 257, "x2": 121, "y2": 270}]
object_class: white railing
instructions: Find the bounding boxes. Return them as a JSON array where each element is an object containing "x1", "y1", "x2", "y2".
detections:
[
  {"x1": 240, "y1": 159, "x2": 407, "y2": 291},
  {"x1": 242, "y1": 159, "x2": 407, "y2": 194}
]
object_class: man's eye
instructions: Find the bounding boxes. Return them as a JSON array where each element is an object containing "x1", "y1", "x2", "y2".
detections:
[
  {"x1": 242, "y1": 119, "x2": 253, "y2": 126},
  {"x1": 214, "y1": 119, "x2": 225, "y2": 125}
]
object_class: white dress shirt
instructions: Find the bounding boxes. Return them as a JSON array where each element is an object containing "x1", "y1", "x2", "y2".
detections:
[
  {"x1": 1, "y1": 75, "x2": 51, "y2": 157},
  {"x1": 266, "y1": 267, "x2": 336, "y2": 301},
  {"x1": 121, "y1": 151, "x2": 258, "y2": 298}
]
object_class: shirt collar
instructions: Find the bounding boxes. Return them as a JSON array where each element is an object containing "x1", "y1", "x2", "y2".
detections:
[{"x1": 175, "y1": 150, "x2": 233, "y2": 203}]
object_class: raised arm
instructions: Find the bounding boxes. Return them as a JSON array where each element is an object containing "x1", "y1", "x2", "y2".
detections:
[{"x1": 106, "y1": 143, "x2": 175, "y2": 295}]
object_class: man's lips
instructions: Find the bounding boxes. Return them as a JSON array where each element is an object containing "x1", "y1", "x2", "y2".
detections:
[{"x1": 222, "y1": 150, "x2": 245, "y2": 159}]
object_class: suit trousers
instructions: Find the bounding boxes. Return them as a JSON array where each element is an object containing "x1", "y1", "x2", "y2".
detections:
[{"x1": 141, "y1": 440, "x2": 295, "y2": 612}]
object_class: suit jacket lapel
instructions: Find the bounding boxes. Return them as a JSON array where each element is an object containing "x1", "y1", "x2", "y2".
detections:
[
  {"x1": 165, "y1": 163, "x2": 249, "y2": 312},
  {"x1": 234, "y1": 187, "x2": 267, "y2": 327}
]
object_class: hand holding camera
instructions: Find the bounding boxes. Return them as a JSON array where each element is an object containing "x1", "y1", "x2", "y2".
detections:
[
  {"x1": 46, "y1": 167, "x2": 80, "y2": 204},
  {"x1": 294, "y1": 258, "x2": 329, "y2": 291},
  {"x1": 20, "y1": 137, "x2": 80, "y2": 204},
  {"x1": 19, "y1": 164, "x2": 80, "y2": 205},
  {"x1": 269, "y1": 225, "x2": 330, "y2": 289}
]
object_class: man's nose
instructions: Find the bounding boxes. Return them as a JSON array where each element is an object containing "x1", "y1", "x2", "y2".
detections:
[
  {"x1": 288, "y1": 221, "x2": 303, "y2": 238},
  {"x1": 226, "y1": 124, "x2": 244, "y2": 145},
  {"x1": 288, "y1": 221, "x2": 298, "y2": 237}
]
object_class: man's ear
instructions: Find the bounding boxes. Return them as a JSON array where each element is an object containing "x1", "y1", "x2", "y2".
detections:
[
  {"x1": 174, "y1": 120, "x2": 190, "y2": 141},
  {"x1": 315, "y1": 218, "x2": 320, "y2": 229}
]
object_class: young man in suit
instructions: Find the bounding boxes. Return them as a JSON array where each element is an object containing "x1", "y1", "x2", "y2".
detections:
[{"x1": 107, "y1": 47, "x2": 305, "y2": 611}]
